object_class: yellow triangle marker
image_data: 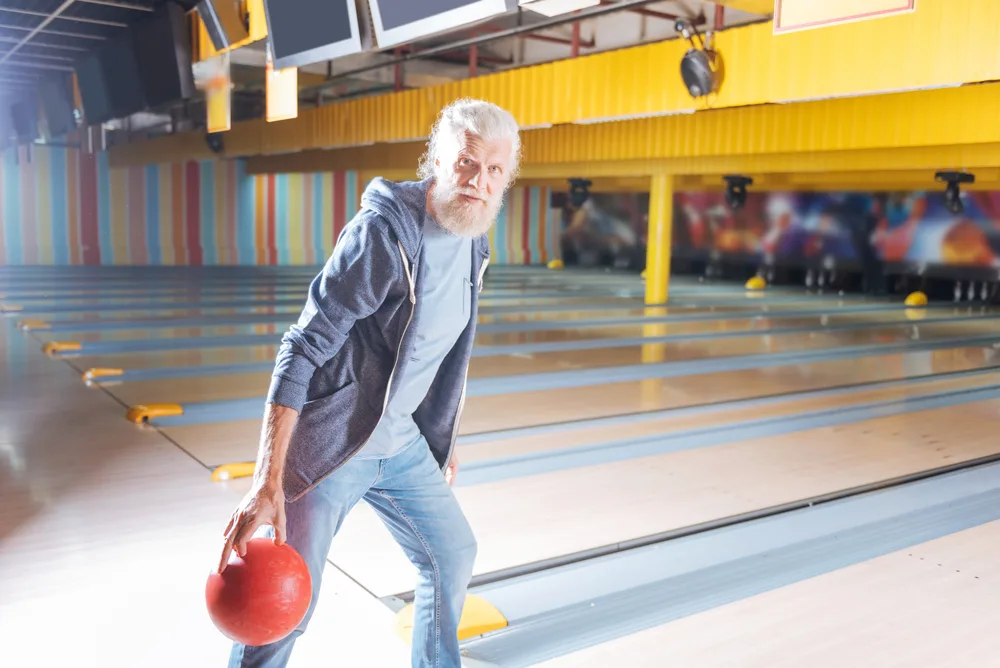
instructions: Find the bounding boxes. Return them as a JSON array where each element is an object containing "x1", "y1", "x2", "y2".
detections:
[{"x1": 394, "y1": 594, "x2": 507, "y2": 642}]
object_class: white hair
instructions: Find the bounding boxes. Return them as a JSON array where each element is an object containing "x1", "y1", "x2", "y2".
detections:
[{"x1": 417, "y1": 98, "x2": 522, "y2": 185}]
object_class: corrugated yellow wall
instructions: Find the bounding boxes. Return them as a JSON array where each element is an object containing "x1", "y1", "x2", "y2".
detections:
[{"x1": 115, "y1": 0, "x2": 1000, "y2": 167}]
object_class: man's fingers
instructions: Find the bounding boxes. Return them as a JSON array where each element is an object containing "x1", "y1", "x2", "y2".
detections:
[
  {"x1": 274, "y1": 505, "x2": 287, "y2": 546},
  {"x1": 218, "y1": 534, "x2": 236, "y2": 574}
]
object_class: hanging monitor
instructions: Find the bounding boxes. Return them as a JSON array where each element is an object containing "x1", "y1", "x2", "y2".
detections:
[
  {"x1": 262, "y1": 0, "x2": 368, "y2": 70},
  {"x1": 197, "y1": 0, "x2": 250, "y2": 51},
  {"x1": 132, "y1": 3, "x2": 197, "y2": 109},
  {"x1": 368, "y1": 0, "x2": 517, "y2": 48},
  {"x1": 39, "y1": 73, "x2": 78, "y2": 138}
]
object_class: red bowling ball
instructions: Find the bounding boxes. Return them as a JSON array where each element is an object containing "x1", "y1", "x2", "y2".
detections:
[{"x1": 206, "y1": 538, "x2": 312, "y2": 646}]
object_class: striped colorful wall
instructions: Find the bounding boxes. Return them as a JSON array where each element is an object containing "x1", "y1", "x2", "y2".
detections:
[{"x1": 0, "y1": 145, "x2": 557, "y2": 266}]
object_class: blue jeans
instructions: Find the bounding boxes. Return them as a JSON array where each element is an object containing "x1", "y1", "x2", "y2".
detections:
[{"x1": 228, "y1": 438, "x2": 477, "y2": 668}]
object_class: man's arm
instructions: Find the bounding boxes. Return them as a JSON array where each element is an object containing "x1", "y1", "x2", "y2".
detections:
[
  {"x1": 267, "y1": 218, "x2": 403, "y2": 413},
  {"x1": 218, "y1": 218, "x2": 401, "y2": 572},
  {"x1": 218, "y1": 403, "x2": 297, "y2": 573}
]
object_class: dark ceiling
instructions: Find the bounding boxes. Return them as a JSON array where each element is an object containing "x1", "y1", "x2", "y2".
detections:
[{"x1": 0, "y1": 0, "x2": 162, "y2": 101}]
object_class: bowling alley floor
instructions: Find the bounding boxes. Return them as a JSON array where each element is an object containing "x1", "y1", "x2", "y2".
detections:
[{"x1": 5, "y1": 266, "x2": 1000, "y2": 667}]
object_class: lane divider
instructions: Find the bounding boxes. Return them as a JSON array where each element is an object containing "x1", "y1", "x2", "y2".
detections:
[
  {"x1": 208, "y1": 365, "x2": 1000, "y2": 483},
  {"x1": 16, "y1": 319, "x2": 50, "y2": 331},
  {"x1": 125, "y1": 404, "x2": 184, "y2": 424},
  {"x1": 460, "y1": 460, "x2": 1000, "y2": 666},
  {"x1": 42, "y1": 341, "x2": 81, "y2": 356}
]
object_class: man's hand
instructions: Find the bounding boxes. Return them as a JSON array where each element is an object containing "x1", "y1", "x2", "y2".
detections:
[
  {"x1": 218, "y1": 481, "x2": 286, "y2": 574},
  {"x1": 445, "y1": 452, "x2": 459, "y2": 487}
]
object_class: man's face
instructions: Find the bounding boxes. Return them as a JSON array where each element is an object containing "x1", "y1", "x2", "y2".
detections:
[{"x1": 430, "y1": 130, "x2": 513, "y2": 238}]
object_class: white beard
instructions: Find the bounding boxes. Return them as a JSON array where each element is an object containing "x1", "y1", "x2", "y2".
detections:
[{"x1": 430, "y1": 182, "x2": 503, "y2": 238}]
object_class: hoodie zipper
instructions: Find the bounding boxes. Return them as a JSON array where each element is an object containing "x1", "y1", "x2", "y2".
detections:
[
  {"x1": 446, "y1": 255, "x2": 490, "y2": 464},
  {"x1": 350, "y1": 240, "x2": 417, "y2": 460}
]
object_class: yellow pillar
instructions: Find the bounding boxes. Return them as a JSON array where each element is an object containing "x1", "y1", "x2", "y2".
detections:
[
  {"x1": 645, "y1": 173, "x2": 674, "y2": 305},
  {"x1": 640, "y1": 173, "x2": 674, "y2": 408}
]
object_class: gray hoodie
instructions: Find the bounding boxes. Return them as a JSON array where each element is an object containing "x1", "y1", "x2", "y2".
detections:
[{"x1": 266, "y1": 176, "x2": 491, "y2": 502}]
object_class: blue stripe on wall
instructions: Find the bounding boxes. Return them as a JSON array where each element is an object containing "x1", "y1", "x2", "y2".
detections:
[
  {"x1": 50, "y1": 147, "x2": 69, "y2": 265},
  {"x1": 494, "y1": 198, "x2": 508, "y2": 265},
  {"x1": 312, "y1": 173, "x2": 323, "y2": 264},
  {"x1": 3, "y1": 150, "x2": 22, "y2": 264},
  {"x1": 529, "y1": 187, "x2": 541, "y2": 263},
  {"x1": 145, "y1": 165, "x2": 160, "y2": 265},
  {"x1": 346, "y1": 171, "x2": 358, "y2": 225},
  {"x1": 236, "y1": 161, "x2": 254, "y2": 265},
  {"x1": 97, "y1": 151, "x2": 112, "y2": 264},
  {"x1": 276, "y1": 175, "x2": 289, "y2": 265}
]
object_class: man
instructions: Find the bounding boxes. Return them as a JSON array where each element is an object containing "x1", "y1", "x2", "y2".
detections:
[{"x1": 218, "y1": 98, "x2": 521, "y2": 668}]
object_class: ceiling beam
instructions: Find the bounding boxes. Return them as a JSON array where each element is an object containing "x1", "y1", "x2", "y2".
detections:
[{"x1": 0, "y1": 6, "x2": 126, "y2": 27}]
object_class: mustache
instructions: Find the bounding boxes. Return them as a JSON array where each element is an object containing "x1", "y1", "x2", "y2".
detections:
[{"x1": 453, "y1": 188, "x2": 486, "y2": 202}]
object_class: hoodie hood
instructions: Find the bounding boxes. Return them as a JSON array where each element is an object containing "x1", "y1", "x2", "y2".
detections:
[
  {"x1": 360, "y1": 176, "x2": 491, "y2": 262},
  {"x1": 360, "y1": 176, "x2": 430, "y2": 261}
]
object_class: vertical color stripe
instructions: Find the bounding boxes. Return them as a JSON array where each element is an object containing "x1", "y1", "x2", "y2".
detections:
[
  {"x1": 97, "y1": 151, "x2": 112, "y2": 265},
  {"x1": 159, "y1": 165, "x2": 174, "y2": 265},
  {"x1": 127, "y1": 166, "x2": 147, "y2": 265},
  {"x1": 146, "y1": 164, "x2": 161, "y2": 265},
  {"x1": 266, "y1": 175, "x2": 277, "y2": 265},
  {"x1": 333, "y1": 171, "x2": 346, "y2": 244},
  {"x1": 79, "y1": 152, "x2": 99, "y2": 265},
  {"x1": 185, "y1": 161, "x2": 202, "y2": 265},
  {"x1": 286, "y1": 173, "x2": 301, "y2": 264},
  {"x1": 200, "y1": 160, "x2": 215, "y2": 264},
  {"x1": 1, "y1": 150, "x2": 17, "y2": 265},
  {"x1": 66, "y1": 148, "x2": 80, "y2": 265}
]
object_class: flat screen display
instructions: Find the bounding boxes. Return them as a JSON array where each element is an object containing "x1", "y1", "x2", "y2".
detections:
[
  {"x1": 263, "y1": 0, "x2": 363, "y2": 70},
  {"x1": 99, "y1": 31, "x2": 146, "y2": 118},
  {"x1": 132, "y1": 3, "x2": 196, "y2": 108},
  {"x1": 74, "y1": 52, "x2": 112, "y2": 125},
  {"x1": 39, "y1": 74, "x2": 77, "y2": 137},
  {"x1": 368, "y1": 0, "x2": 514, "y2": 47}
]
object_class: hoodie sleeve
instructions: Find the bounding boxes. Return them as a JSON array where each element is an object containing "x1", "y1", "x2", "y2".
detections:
[{"x1": 266, "y1": 217, "x2": 402, "y2": 412}]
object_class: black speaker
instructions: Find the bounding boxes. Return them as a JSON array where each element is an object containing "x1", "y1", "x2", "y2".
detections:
[
  {"x1": 676, "y1": 19, "x2": 724, "y2": 99},
  {"x1": 205, "y1": 131, "x2": 224, "y2": 154}
]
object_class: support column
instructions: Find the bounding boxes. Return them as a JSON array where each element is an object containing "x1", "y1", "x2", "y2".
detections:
[
  {"x1": 641, "y1": 173, "x2": 674, "y2": 408},
  {"x1": 645, "y1": 173, "x2": 674, "y2": 305}
]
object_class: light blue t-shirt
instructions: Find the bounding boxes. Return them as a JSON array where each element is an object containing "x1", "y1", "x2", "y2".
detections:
[{"x1": 354, "y1": 214, "x2": 473, "y2": 459}]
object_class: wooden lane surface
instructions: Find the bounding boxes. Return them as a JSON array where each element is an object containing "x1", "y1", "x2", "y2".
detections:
[
  {"x1": 36, "y1": 304, "x2": 932, "y2": 349},
  {"x1": 165, "y1": 343, "x2": 999, "y2": 478},
  {"x1": 326, "y1": 382, "x2": 1000, "y2": 597},
  {"x1": 535, "y1": 520, "x2": 1000, "y2": 667},
  {"x1": 96, "y1": 318, "x2": 1000, "y2": 408}
]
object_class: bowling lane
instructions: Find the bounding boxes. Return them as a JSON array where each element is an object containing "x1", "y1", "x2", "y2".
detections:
[
  {"x1": 327, "y1": 376, "x2": 1000, "y2": 597},
  {"x1": 86, "y1": 316, "x2": 991, "y2": 408},
  {"x1": 163, "y1": 343, "x2": 1000, "y2": 472},
  {"x1": 32, "y1": 300, "x2": 953, "y2": 347},
  {"x1": 466, "y1": 318, "x2": 1000, "y2": 379}
]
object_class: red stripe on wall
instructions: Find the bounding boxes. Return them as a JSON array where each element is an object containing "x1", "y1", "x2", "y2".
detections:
[
  {"x1": 185, "y1": 161, "x2": 202, "y2": 265},
  {"x1": 67, "y1": 150, "x2": 80, "y2": 265},
  {"x1": 172, "y1": 163, "x2": 185, "y2": 263},
  {"x1": 79, "y1": 152, "x2": 100, "y2": 265},
  {"x1": 521, "y1": 191, "x2": 531, "y2": 265},
  {"x1": 266, "y1": 175, "x2": 277, "y2": 265},
  {"x1": 128, "y1": 166, "x2": 147, "y2": 264},
  {"x1": 333, "y1": 171, "x2": 346, "y2": 244}
]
